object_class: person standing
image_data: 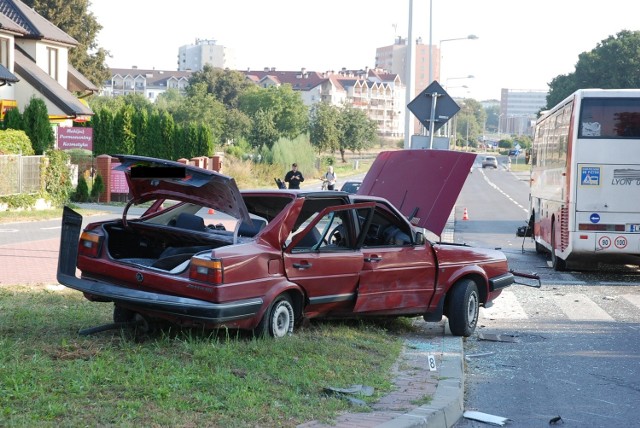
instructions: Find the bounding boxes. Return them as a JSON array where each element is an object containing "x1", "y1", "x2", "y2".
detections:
[
  {"x1": 323, "y1": 165, "x2": 337, "y2": 190},
  {"x1": 284, "y1": 163, "x2": 304, "y2": 189}
]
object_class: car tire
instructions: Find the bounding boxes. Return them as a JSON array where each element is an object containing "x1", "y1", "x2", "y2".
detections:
[
  {"x1": 255, "y1": 294, "x2": 295, "y2": 338},
  {"x1": 447, "y1": 279, "x2": 479, "y2": 337}
]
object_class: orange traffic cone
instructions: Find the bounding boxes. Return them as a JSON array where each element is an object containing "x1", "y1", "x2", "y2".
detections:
[{"x1": 462, "y1": 208, "x2": 469, "y2": 221}]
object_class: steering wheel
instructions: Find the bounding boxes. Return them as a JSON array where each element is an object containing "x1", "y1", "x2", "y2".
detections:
[{"x1": 329, "y1": 225, "x2": 347, "y2": 247}]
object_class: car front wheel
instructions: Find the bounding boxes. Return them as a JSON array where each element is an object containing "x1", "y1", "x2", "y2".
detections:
[
  {"x1": 255, "y1": 294, "x2": 295, "y2": 338},
  {"x1": 447, "y1": 279, "x2": 479, "y2": 337}
]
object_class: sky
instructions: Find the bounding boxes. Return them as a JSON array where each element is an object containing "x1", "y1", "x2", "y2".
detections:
[{"x1": 89, "y1": 0, "x2": 640, "y2": 101}]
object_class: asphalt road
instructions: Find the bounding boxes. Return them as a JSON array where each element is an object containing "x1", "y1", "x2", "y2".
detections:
[{"x1": 454, "y1": 159, "x2": 640, "y2": 427}]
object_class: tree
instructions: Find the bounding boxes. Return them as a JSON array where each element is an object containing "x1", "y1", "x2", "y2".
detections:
[
  {"x1": 3, "y1": 108, "x2": 23, "y2": 131},
  {"x1": 546, "y1": 30, "x2": 640, "y2": 108},
  {"x1": 22, "y1": 97, "x2": 55, "y2": 155},
  {"x1": 249, "y1": 108, "x2": 280, "y2": 150},
  {"x1": 25, "y1": 0, "x2": 110, "y2": 88},
  {"x1": 484, "y1": 104, "x2": 499, "y2": 133},
  {"x1": 169, "y1": 83, "x2": 226, "y2": 145},
  {"x1": 338, "y1": 106, "x2": 377, "y2": 162},
  {"x1": 309, "y1": 102, "x2": 341, "y2": 154},
  {"x1": 455, "y1": 99, "x2": 486, "y2": 149},
  {"x1": 113, "y1": 104, "x2": 136, "y2": 154},
  {"x1": 238, "y1": 85, "x2": 309, "y2": 141},
  {"x1": 187, "y1": 65, "x2": 253, "y2": 109}
]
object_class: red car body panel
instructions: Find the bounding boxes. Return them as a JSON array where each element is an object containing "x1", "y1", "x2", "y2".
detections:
[{"x1": 359, "y1": 149, "x2": 475, "y2": 235}]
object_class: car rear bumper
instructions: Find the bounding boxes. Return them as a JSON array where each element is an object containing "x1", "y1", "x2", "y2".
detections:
[
  {"x1": 488, "y1": 272, "x2": 514, "y2": 291},
  {"x1": 57, "y1": 207, "x2": 263, "y2": 323}
]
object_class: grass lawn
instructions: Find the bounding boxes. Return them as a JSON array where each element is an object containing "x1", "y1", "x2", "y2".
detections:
[{"x1": 0, "y1": 285, "x2": 415, "y2": 427}]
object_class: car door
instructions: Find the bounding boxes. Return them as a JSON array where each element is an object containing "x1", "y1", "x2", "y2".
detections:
[
  {"x1": 353, "y1": 202, "x2": 437, "y2": 314},
  {"x1": 283, "y1": 203, "x2": 373, "y2": 318}
]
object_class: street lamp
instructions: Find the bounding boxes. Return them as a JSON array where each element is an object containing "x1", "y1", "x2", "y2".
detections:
[{"x1": 437, "y1": 35, "x2": 478, "y2": 83}]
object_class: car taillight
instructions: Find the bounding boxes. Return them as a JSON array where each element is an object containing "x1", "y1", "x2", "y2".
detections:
[
  {"x1": 189, "y1": 258, "x2": 224, "y2": 284},
  {"x1": 79, "y1": 232, "x2": 102, "y2": 258}
]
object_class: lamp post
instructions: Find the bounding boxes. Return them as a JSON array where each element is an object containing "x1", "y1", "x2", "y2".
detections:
[
  {"x1": 403, "y1": 0, "x2": 416, "y2": 149},
  {"x1": 438, "y1": 35, "x2": 478, "y2": 84}
]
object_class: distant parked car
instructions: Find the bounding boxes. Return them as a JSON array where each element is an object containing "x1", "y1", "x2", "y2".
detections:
[
  {"x1": 340, "y1": 180, "x2": 362, "y2": 194},
  {"x1": 482, "y1": 156, "x2": 498, "y2": 169},
  {"x1": 508, "y1": 149, "x2": 519, "y2": 156}
]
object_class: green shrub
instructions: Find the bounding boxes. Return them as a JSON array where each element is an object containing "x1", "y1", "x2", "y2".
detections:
[
  {"x1": 73, "y1": 175, "x2": 89, "y2": 202},
  {"x1": 42, "y1": 149, "x2": 72, "y2": 207},
  {"x1": 0, "y1": 129, "x2": 34, "y2": 155},
  {"x1": 90, "y1": 174, "x2": 105, "y2": 202}
]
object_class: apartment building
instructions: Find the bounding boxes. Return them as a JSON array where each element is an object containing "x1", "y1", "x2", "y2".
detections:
[
  {"x1": 375, "y1": 36, "x2": 439, "y2": 101},
  {"x1": 178, "y1": 39, "x2": 236, "y2": 71},
  {"x1": 499, "y1": 88, "x2": 548, "y2": 136},
  {"x1": 244, "y1": 67, "x2": 405, "y2": 137},
  {"x1": 103, "y1": 68, "x2": 191, "y2": 101}
]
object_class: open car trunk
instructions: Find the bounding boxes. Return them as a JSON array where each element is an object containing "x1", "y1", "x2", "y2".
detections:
[{"x1": 103, "y1": 220, "x2": 236, "y2": 272}]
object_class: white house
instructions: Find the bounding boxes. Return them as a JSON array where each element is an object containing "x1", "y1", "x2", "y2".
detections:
[{"x1": 0, "y1": 0, "x2": 95, "y2": 126}]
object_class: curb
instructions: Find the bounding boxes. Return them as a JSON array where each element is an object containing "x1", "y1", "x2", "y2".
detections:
[{"x1": 377, "y1": 327, "x2": 464, "y2": 428}]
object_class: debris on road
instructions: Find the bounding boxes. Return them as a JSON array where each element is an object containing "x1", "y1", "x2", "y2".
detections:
[
  {"x1": 478, "y1": 333, "x2": 519, "y2": 343},
  {"x1": 463, "y1": 410, "x2": 511, "y2": 426}
]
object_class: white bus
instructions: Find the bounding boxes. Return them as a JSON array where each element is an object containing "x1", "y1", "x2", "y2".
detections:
[{"x1": 529, "y1": 89, "x2": 640, "y2": 270}]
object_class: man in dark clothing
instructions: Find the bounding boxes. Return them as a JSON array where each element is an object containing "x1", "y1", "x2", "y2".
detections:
[{"x1": 284, "y1": 163, "x2": 304, "y2": 189}]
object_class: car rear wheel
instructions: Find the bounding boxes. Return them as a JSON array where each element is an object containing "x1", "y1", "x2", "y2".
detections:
[
  {"x1": 255, "y1": 294, "x2": 295, "y2": 338},
  {"x1": 447, "y1": 279, "x2": 479, "y2": 337}
]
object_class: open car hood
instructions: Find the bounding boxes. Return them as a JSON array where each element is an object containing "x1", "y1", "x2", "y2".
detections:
[
  {"x1": 358, "y1": 150, "x2": 475, "y2": 236},
  {"x1": 113, "y1": 155, "x2": 251, "y2": 223}
]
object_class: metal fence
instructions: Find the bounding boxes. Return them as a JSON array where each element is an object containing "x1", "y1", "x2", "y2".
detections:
[{"x1": 0, "y1": 155, "x2": 45, "y2": 196}]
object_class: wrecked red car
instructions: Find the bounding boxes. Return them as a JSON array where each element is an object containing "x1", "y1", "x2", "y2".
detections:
[{"x1": 58, "y1": 151, "x2": 515, "y2": 337}]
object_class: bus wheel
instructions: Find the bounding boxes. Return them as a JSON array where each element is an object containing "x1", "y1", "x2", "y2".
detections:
[{"x1": 551, "y1": 224, "x2": 567, "y2": 271}]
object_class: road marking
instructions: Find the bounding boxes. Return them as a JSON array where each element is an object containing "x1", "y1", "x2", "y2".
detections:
[
  {"x1": 480, "y1": 169, "x2": 529, "y2": 215},
  {"x1": 623, "y1": 294, "x2": 640, "y2": 309},
  {"x1": 41, "y1": 226, "x2": 61, "y2": 230},
  {"x1": 480, "y1": 290, "x2": 528, "y2": 319},
  {"x1": 553, "y1": 293, "x2": 615, "y2": 322},
  {"x1": 0, "y1": 228, "x2": 19, "y2": 233}
]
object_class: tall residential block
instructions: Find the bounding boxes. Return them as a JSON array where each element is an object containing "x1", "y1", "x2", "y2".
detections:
[{"x1": 178, "y1": 39, "x2": 236, "y2": 71}]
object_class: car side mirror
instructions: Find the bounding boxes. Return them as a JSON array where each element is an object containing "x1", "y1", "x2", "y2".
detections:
[{"x1": 414, "y1": 231, "x2": 425, "y2": 245}]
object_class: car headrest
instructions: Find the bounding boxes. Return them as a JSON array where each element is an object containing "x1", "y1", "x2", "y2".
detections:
[{"x1": 175, "y1": 213, "x2": 205, "y2": 232}]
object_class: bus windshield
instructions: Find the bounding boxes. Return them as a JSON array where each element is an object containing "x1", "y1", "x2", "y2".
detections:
[{"x1": 579, "y1": 98, "x2": 640, "y2": 138}]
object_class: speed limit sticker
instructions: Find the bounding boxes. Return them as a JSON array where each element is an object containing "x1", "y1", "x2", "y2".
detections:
[
  {"x1": 598, "y1": 236, "x2": 611, "y2": 249},
  {"x1": 427, "y1": 354, "x2": 437, "y2": 371},
  {"x1": 614, "y1": 236, "x2": 628, "y2": 249}
]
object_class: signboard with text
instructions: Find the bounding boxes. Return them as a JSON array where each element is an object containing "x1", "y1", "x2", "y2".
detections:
[
  {"x1": 57, "y1": 127, "x2": 93, "y2": 151},
  {"x1": 109, "y1": 162, "x2": 130, "y2": 194}
]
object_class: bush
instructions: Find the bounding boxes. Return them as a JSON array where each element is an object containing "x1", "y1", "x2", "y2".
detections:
[
  {"x1": 0, "y1": 129, "x2": 34, "y2": 155},
  {"x1": 42, "y1": 149, "x2": 73, "y2": 207},
  {"x1": 90, "y1": 174, "x2": 105, "y2": 202},
  {"x1": 73, "y1": 175, "x2": 89, "y2": 202}
]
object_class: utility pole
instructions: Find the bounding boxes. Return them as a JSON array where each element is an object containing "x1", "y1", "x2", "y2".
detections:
[{"x1": 403, "y1": 0, "x2": 415, "y2": 150}]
